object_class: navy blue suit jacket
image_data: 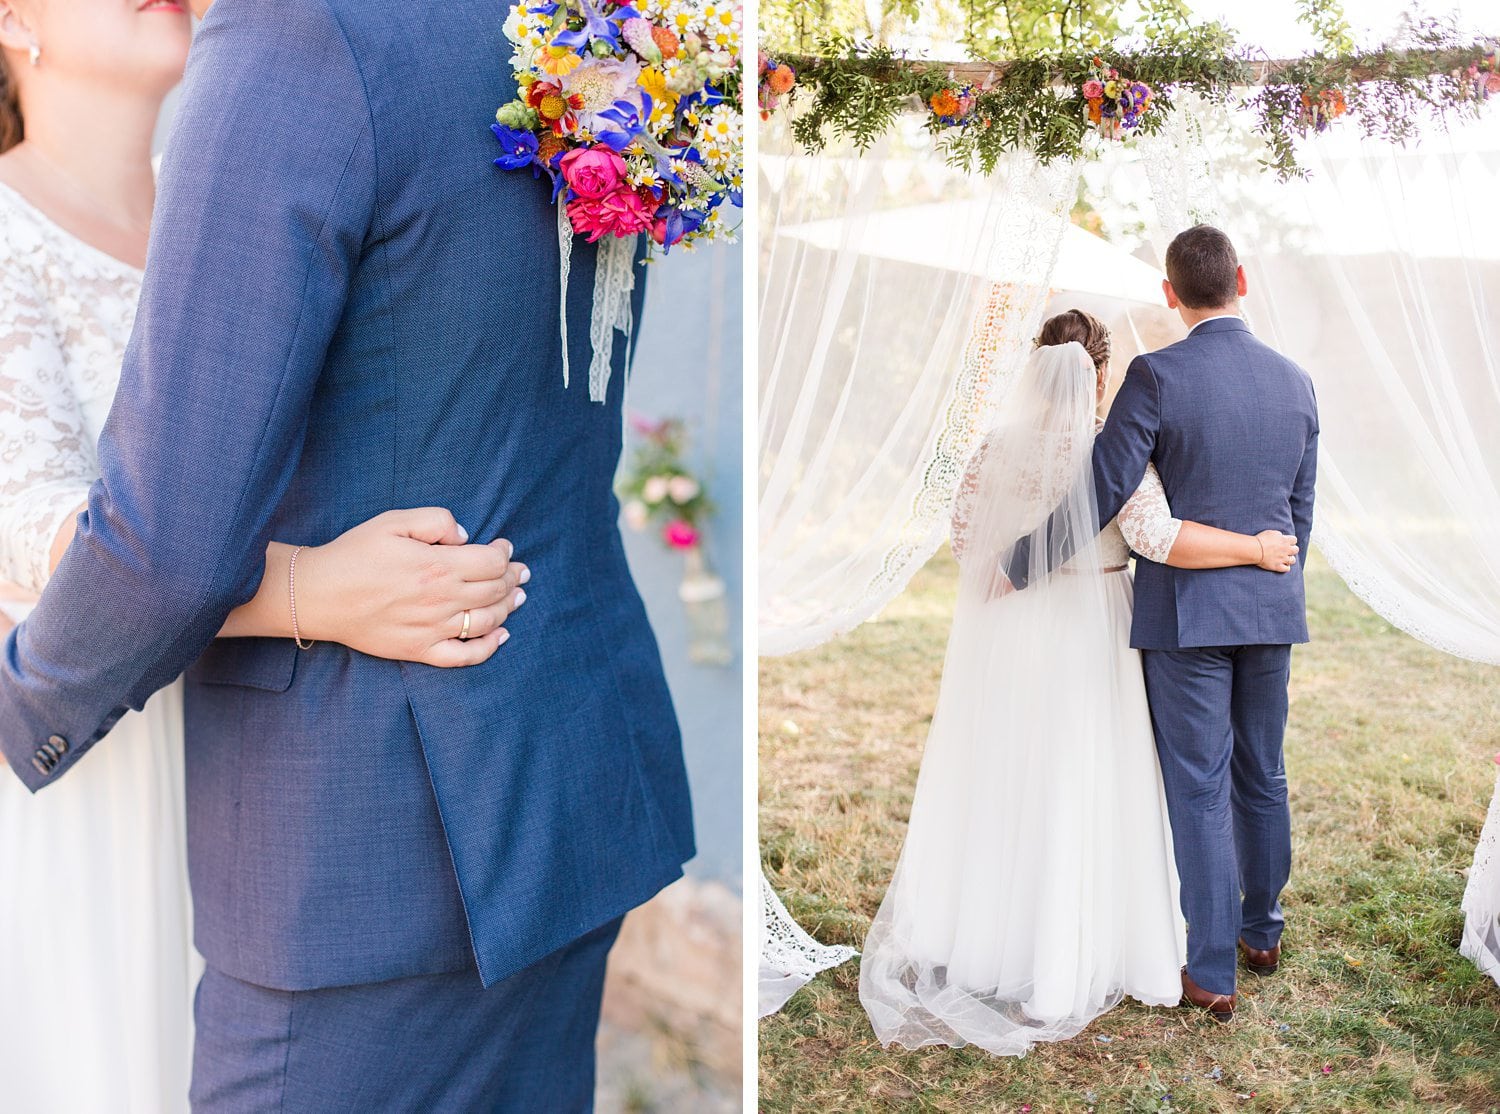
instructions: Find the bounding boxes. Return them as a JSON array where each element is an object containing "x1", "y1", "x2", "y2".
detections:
[
  {"x1": 0, "y1": 0, "x2": 694, "y2": 990},
  {"x1": 1094, "y1": 317, "x2": 1319, "y2": 650}
]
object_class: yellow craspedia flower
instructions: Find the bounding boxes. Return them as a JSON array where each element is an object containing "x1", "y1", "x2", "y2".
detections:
[{"x1": 540, "y1": 44, "x2": 582, "y2": 77}]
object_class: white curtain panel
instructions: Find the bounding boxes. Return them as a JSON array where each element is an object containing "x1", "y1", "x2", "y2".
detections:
[
  {"x1": 1144, "y1": 107, "x2": 1500, "y2": 665},
  {"x1": 759, "y1": 115, "x2": 1078, "y2": 655},
  {"x1": 757, "y1": 114, "x2": 1077, "y2": 1015}
]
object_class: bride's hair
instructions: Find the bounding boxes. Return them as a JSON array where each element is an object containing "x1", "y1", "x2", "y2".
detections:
[
  {"x1": 1035, "y1": 309, "x2": 1111, "y2": 372},
  {"x1": 0, "y1": 54, "x2": 20, "y2": 153}
]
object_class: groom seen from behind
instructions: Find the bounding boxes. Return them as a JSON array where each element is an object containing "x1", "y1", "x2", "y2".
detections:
[{"x1": 1092, "y1": 225, "x2": 1319, "y2": 1022}]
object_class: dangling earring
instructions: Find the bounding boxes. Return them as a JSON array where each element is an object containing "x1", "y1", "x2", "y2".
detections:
[{"x1": 28, "y1": 43, "x2": 41, "y2": 67}]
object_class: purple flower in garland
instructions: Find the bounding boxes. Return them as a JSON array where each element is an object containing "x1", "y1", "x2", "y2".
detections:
[
  {"x1": 553, "y1": 0, "x2": 643, "y2": 55},
  {"x1": 491, "y1": 124, "x2": 542, "y2": 174}
]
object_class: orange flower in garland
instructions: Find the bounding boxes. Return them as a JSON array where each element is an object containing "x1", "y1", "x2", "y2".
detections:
[
  {"x1": 930, "y1": 89, "x2": 961, "y2": 118},
  {"x1": 928, "y1": 85, "x2": 976, "y2": 127}
]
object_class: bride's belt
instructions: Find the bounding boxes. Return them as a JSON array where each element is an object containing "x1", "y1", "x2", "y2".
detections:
[{"x1": 1058, "y1": 565, "x2": 1128, "y2": 575}]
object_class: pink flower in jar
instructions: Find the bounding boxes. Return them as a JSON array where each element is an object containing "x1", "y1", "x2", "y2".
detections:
[{"x1": 662, "y1": 520, "x2": 700, "y2": 549}]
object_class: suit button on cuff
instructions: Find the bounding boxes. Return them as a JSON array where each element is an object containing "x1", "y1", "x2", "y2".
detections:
[
  {"x1": 30, "y1": 755, "x2": 50, "y2": 776},
  {"x1": 48, "y1": 734, "x2": 68, "y2": 755}
]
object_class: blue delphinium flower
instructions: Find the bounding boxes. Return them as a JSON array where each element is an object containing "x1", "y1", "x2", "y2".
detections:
[
  {"x1": 655, "y1": 206, "x2": 708, "y2": 254},
  {"x1": 553, "y1": 0, "x2": 642, "y2": 54},
  {"x1": 491, "y1": 124, "x2": 541, "y2": 175},
  {"x1": 594, "y1": 95, "x2": 651, "y2": 151}
]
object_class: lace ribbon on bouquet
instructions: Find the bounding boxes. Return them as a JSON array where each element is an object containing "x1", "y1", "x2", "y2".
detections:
[
  {"x1": 557, "y1": 203, "x2": 637, "y2": 404},
  {"x1": 758, "y1": 873, "x2": 858, "y2": 1017}
]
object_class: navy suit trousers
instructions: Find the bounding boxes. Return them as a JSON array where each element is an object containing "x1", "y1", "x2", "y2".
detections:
[
  {"x1": 189, "y1": 918, "x2": 624, "y2": 1113},
  {"x1": 1143, "y1": 646, "x2": 1293, "y2": 996}
]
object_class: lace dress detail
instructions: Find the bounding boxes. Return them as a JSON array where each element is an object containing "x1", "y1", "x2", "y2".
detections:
[
  {"x1": 1116, "y1": 463, "x2": 1182, "y2": 565},
  {"x1": 0, "y1": 183, "x2": 141, "y2": 594},
  {"x1": 951, "y1": 437, "x2": 1177, "y2": 570}
]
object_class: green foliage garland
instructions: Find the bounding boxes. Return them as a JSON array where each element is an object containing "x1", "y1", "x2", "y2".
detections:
[{"x1": 773, "y1": 19, "x2": 1497, "y2": 180}]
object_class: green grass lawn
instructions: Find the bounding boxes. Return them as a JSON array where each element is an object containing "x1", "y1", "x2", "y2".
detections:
[{"x1": 759, "y1": 550, "x2": 1500, "y2": 1112}]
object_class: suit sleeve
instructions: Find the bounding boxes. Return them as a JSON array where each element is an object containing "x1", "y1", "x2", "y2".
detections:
[
  {"x1": 1290, "y1": 383, "x2": 1318, "y2": 551},
  {"x1": 1004, "y1": 354, "x2": 1161, "y2": 590},
  {"x1": 1092, "y1": 355, "x2": 1160, "y2": 527},
  {"x1": 0, "y1": 0, "x2": 375, "y2": 790}
]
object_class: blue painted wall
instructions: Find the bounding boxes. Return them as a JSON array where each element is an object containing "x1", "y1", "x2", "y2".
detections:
[{"x1": 620, "y1": 243, "x2": 744, "y2": 890}]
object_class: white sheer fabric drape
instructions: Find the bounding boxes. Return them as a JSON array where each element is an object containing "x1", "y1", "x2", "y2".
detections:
[
  {"x1": 757, "y1": 115, "x2": 1075, "y2": 1016},
  {"x1": 1143, "y1": 107, "x2": 1500, "y2": 665},
  {"x1": 759, "y1": 116, "x2": 1077, "y2": 655}
]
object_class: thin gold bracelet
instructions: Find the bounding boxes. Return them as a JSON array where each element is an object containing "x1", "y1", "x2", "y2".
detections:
[{"x1": 289, "y1": 545, "x2": 316, "y2": 651}]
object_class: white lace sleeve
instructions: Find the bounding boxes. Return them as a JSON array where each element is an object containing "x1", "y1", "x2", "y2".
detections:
[
  {"x1": 1117, "y1": 462, "x2": 1181, "y2": 565},
  {"x1": 0, "y1": 265, "x2": 95, "y2": 594}
]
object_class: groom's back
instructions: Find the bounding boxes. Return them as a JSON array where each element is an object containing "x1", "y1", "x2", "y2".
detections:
[
  {"x1": 174, "y1": 0, "x2": 694, "y2": 993},
  {"x1": 1130, "y1": 318, "x2": 1318, "y2": 649}
]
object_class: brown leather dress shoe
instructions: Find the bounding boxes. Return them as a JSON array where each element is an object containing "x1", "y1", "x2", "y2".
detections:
[
  {"x1": 1239, "y1": 938, "x2": 1281, "y2": 977},
  {"x1": 1181, "y1": 968, "x2": 1235, "y2": 1023}
]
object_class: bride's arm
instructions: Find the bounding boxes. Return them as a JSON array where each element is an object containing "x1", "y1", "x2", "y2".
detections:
[
  {"x1": 1118, "y1": 463, "x2": 1299, "y2": 572},
  {"x1": 42, "y1": 502, "x2": 528, "y2": 666}
]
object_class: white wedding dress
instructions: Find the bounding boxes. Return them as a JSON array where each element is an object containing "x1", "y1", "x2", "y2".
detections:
[
  {"x1": 859, "y1": 343, "x2": 1188, "y2": 1057},
  {"x1": 0, "y1": 182, "x2": 197, "y2": 1113},
  {"x1": 1462, "y1": 767, "x2": 1500, "y2": 989}
]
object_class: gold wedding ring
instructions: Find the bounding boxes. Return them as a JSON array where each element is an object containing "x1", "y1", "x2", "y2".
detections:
[{"x1": 459, "y1": 610, "x2": 472, "y2": 640}]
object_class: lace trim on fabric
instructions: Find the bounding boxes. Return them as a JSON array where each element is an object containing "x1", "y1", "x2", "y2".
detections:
[
  {"x1": 758, "y1": 873, "x2": 858, "y2": 1017},
  {"x1": 589, "y1": 232, "x2": 637, "y2": 403}
]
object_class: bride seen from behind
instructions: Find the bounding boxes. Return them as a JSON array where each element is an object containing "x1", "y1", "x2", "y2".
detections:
[
  {"x1": 0, "y1": 3, "x2": 528, "y2": 1109},
  {"x1": 857, "y1": 310, "x2": 1300, "y2": 1056}
]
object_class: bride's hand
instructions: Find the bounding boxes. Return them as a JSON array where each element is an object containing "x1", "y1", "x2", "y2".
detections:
[
  {"x1": 294, "y1": 509, "x2": 529, "y2": 668},
  {"x1": 1256, "y1": 531, "x2": 1299, "y2": 573}
]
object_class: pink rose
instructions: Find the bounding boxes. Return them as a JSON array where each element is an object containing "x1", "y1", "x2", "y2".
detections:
[
  {"x1": 663, "y1": 520, "x2": 700, "y2": 550},
  {"x1": 559, "y1": 147, "x2": 628, "y2": 200},
  {"x1": 1082, "y1": 79, "x2": 1104, "y2": 99},
  {"x1": 567, "y1": 187, "x2": 655, "y2": 242}
]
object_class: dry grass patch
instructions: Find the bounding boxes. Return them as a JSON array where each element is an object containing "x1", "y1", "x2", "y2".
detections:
[{"x1": 760, "y1": 550, "x2": 1500, "y2": 1112}]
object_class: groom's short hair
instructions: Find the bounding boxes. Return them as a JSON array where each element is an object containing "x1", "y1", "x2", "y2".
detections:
[{"x1": 1165, "y1": 225, "x2": 1240, "y2": 309}]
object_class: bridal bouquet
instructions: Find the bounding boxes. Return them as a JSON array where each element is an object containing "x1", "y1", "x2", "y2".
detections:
[
  {"x1": 493, "y1": 0, "x2": 742, "y2": 402},
  {"x1": 494, "y1": 0, "x2": 742, "y2": 254}
]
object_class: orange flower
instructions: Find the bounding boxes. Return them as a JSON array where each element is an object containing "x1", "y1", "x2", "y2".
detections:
[
  {"x1": 930, "y1": 89, "x2": 961, "y2": 117},
  {"x1": 537, "y1": 133, "x2": 567, "y2": 165},
  {"x1": 651, "y1": 25, "x2": 680, "y2": 59},
  {"x1": 1087, "y1": 100, "x2": 1103, "y2": 124},
  {"x1": 769, "y1": 63, "x2": 795, "y2": 95}
]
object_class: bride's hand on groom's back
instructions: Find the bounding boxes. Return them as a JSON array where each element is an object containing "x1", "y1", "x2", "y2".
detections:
[
  {"x1": 1255, "y1": 531, "x2": 1300, "y2": 574},
  {"x1": 297, "y1": 509, "x2": 529, "y2": 668}
]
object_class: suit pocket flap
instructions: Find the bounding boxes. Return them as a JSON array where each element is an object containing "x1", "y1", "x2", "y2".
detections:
[{"x1": 189, "y1": 638, "x2": 299, "y2": 693}]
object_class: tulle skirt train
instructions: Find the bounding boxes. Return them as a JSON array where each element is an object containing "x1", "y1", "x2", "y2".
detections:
[{"x1": 859, "y1": 571, "x2": 1186, "y2": 1056}]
